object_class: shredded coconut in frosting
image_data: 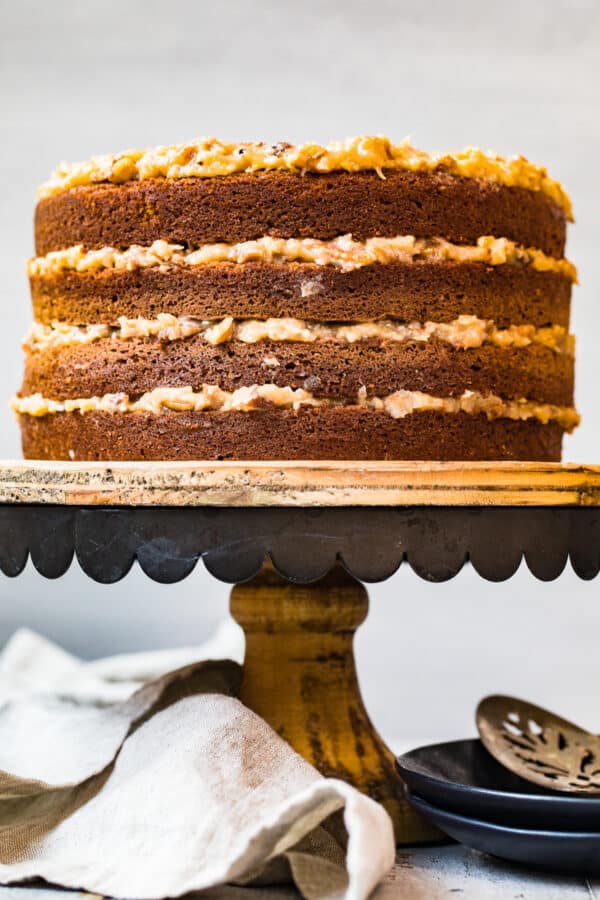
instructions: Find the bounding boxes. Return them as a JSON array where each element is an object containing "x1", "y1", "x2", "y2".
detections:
[
  {"x1": 23, "y1": 316, "x2": 574, "y2": 355},
  {"x1": 27, "y1": 235, "x2": 577, "y2": 280},
  {"x1": 11, "y1": 385, "x2": 580, "y2": 431},
  {"x1": 37, "y1": 136, "x2": 572, "y2": 218}
]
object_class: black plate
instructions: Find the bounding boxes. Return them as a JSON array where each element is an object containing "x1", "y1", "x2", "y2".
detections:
[
  {"x1": 407, "y1": 792, "x2": 600, "y2": 876},
  {"x1": 398, "y1": 738, "x2": 600, "y2": 830}
]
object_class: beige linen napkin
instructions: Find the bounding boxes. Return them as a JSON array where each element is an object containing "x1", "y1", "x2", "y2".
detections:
[{"x1": 0, "y1": 628, "x2": 394, "y2": 899}]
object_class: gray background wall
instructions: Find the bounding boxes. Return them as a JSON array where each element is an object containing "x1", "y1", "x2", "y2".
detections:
[{"x1": 0, "y1": 0, "x2": 598, "y2": 746}]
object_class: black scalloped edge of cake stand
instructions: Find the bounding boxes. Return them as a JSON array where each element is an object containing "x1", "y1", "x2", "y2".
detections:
[{"x1": 1, "y1": 505, "x2": 599, "y2": 585}]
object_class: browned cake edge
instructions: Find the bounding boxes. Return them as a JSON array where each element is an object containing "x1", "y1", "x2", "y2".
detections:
[
  {"x1": 18, "y1": 408, "x2": 564, "y2": 462},
  {"x1": 34, "y1": 171, "x2": 567, "y2": 257},
  {"x1": 21, "y1": 338, "x2": 575, "y2": 407},
  {"x1": 29, "y1": 260, "x2": 573, "y2": 328}
]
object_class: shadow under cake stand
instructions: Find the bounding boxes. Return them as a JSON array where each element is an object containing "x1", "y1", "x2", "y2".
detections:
[{"x1": 1, "y1": 460, "x2": 599, "y2": 845}]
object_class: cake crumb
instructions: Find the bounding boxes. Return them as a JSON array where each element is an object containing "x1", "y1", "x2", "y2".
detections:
[
  {"x1": 300, "y1": 279, "x2": 324, "y2": 297},
  {"x1": 262, "y1": 355, "x2": 280, "y2": 368}
]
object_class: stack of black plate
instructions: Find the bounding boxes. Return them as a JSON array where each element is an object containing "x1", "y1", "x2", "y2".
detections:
[{"x1": 397, "y1": 739, "x2": 600, "y2": 875}]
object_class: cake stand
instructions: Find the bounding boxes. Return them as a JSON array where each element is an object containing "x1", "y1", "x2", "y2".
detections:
[{"x1": 1, "y1": 460, "x2": 599, "y2": 845}]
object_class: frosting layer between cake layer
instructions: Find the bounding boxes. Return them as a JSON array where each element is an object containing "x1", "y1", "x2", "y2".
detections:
[
  {"x1": 23, "y1": 316, "x2": 574, "y2": 355},
  {"x1": 12, "y1": 385, "x2": 580, "y2": 431},
  {"x1": 28, "y1": 236, "x2": 577, "y2": 280}
]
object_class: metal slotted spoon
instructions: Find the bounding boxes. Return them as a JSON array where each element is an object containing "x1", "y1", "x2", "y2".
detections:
[{"x1": 476, "y1": 695, "x2": 600, "y2": 794}]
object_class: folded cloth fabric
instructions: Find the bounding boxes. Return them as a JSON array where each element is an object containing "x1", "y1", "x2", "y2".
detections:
[
  {"x1": 0, "y1": 628, "x2": 394, "y2": 899},
  {"x1": 0, "y1": 620, "x2": 245, "y2": 704}
]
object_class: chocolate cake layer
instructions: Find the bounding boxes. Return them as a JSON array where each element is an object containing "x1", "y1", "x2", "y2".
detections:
[
  {"x1": 22, "y1": 337, "x2": 574, "y2": 406},
  {"x1": 19, "y1": 137, "x2": 577, "y2": 463},
  {"x1": 29, "y1": 261, "x2": 572, "y2": 329},
  {"x1": 19, "y1": 408, "x2": 563, "y2": 462},
  {"x1": 34, "y1": 171, "x2": 567, "y2": 258}
]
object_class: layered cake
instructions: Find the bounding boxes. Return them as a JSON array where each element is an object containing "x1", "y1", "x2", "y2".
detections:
[{"x1": 13, "y1": 136, "x2": 579, "y2": 460}]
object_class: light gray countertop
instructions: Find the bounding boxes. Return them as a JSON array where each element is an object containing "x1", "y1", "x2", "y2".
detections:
[{"x1": 1, "y1": 847, "x2": 597, "y2": 899}]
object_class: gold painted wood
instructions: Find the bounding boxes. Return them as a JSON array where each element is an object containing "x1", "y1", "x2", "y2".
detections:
[
  {"x1": 477, "y1": 695, "x2": 600, "y2": 793},
  {"x1": 230, "y1": 565, "x2": 441, "y2": 844},
  {"x1": 0, "y1": 460, "x2": 599, "y2": 507}
]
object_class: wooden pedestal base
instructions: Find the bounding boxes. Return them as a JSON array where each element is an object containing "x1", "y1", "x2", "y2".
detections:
[{"x1": 230, "y1": 565, "x2": 439, "y2": 844}]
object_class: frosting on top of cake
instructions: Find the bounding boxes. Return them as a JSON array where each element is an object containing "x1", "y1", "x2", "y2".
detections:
[{"x1": 37, "y1": 136, "x2": 573, "y2": 218}]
